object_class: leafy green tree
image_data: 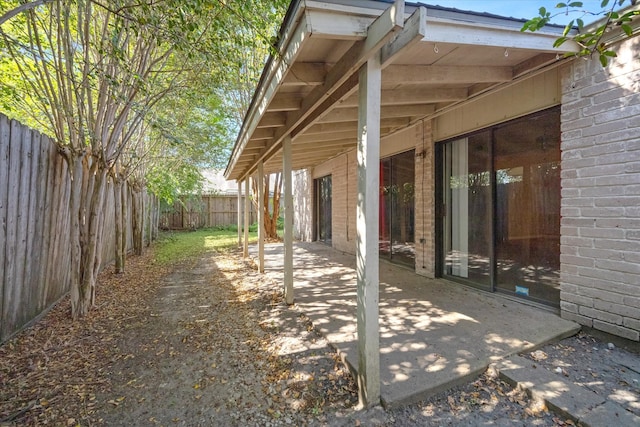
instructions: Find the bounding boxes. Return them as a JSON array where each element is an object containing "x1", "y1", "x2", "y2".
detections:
[
  {"x1": 522, "y1": 0, "x2": 640, "y2": 66},
  {"x1": 0, "y1": 0, "x2": 287, "y2": 318}
]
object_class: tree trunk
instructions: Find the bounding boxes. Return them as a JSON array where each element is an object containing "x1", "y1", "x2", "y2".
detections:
[
  {"x1": 121, "y1": 182, "x2": 128, "y2": 268},
  {"x1": 69, "y1": 154, "x2": 108, "y2": 319},
  {"x1": 132, "y1": 188, "x2": 144, "y2": 255},
  {"x1": 251, "y1": 173, "x2": 283, "y2": 240},
  {"x1": 114, "y1": 178, "x2": 125, "y2": 273}
]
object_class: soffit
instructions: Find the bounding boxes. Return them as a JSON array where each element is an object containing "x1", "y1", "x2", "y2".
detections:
[{"x1": 224, "y1": 0, "x2": 576, "y2": 181}]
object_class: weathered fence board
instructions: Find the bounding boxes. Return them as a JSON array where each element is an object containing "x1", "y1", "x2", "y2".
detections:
[
  {"x1": 0, "y1": 115, "x2": 9, "y2": 337},
  {"x1": 0, "y1": 114, "x2": 158, "y2": 342},
  {"x1": 159, "y1": 194, "x2": 256, "y2": 230}
]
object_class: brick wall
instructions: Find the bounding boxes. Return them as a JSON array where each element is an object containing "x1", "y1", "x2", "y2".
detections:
[
  {"x1": 414, "y1": 120, "x2": 435, "y2": 277},
  {"x1": 559, "y1": 35, "x2": 640, "y2": 341}
]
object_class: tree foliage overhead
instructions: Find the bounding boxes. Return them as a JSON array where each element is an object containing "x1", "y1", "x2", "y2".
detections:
[
  {"x1": 0, "y1": 0, "x2": 288, "y2": 318},
  {"x1": 522, "y1": 0, "x2": 640, "y2": 66}
]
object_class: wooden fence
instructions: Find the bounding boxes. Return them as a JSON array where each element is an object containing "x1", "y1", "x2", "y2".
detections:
[
  {"x1": 0, "y1": 114, "x2": 157, "y2": 342},
  {"x1": 159, "y1": 194, "x2": 256, "y2": 230}
]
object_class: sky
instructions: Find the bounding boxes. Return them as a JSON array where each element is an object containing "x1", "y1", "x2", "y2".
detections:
[{"x1": 428, "y1": 1, "x2": 607, "y2": 25}]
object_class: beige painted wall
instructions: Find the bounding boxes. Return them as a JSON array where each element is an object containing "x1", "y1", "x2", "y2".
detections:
[{"x1": 433, "y1": 68, "x2": 561, "y2": 142}]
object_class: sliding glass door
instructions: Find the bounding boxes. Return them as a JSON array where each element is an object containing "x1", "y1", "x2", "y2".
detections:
[
  {"x1": 380, "y1": 150, "x2": 415, "y2": 266},
  {"x1": 314, "y1": 175, "x2": 332, "y2": 244},
  {"x1": 493, "y1": 112, "x2": 561, "y2": 303},
  {"x1": 439, "y1": 108, "x2": 561, "y2": 306},
  {"x1": 442, "y1": 132, "x2": 492, "y2": 288}
]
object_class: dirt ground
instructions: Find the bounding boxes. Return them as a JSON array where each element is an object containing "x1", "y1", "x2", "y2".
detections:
[{"x1": 1, "y1": 248, "x2": 638, "y2": 426}]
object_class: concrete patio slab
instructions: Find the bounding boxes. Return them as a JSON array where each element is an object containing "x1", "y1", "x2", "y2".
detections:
[{"x1": 251, "y1": 242, "x2": 580, "y2": 408}]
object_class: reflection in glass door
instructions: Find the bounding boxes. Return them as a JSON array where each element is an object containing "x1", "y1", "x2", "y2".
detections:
[
  {"x1": 379, "y1": 151, "x2": 415, "y2": 266},
  {"x1": 314, "y1": 175, "x2": 332, "y2": 244},
  {"x1": 494, "y1": 113, "x2": 561, "y2": 304},
  {"x1": 442, "y1": 132, "x2": 492, "y2": 288}
]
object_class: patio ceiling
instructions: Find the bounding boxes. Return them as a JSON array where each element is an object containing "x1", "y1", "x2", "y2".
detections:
[{"x1": 224, "y1": 0, "x2": 578, "y2": 182}]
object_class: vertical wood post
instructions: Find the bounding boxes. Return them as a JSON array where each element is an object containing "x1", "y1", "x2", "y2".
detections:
[
  {"x1": 356, "y1": 52, "x2": 382, "y2": 408},
  {"x1": 283, "y1": 135, "x2": 294, "y2": 304},
  {"x1": 237, "y1": 180, "x2": 242, "y2": 248},
  {"x1": 243, "y1": 177, "x2": 250, "y2": 258},
  {"x1": 257, "y1": 162, "x2": 265, "y2": 273}
]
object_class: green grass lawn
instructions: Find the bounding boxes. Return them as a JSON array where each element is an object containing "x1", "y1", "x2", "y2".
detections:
[{"x1": 154, "y1": 227, "x2": 258, "y2": 265}]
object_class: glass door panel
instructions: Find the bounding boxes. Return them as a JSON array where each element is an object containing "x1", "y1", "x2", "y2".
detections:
[
  {"x1": 379, "y1": 159, "x2": 392, "y2": 258},
  {"x1": 379, "y1": 151, "x2": 415, "y2": 266},
  {"x1": 494, "y1": 113, "x2": 561, "y2": 305},
  {"x1": 315, "y1": 175, "x2": 332, "y2": 244},
  {"x1": 443, "y1": 132, "x2": 492, "y2": 288},
  {"x1": 390, "y1": 151, "x2": 415, "y2": 265}
]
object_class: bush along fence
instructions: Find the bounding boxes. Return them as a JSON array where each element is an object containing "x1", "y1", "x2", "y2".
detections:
[
  {"x1": 160, "y1": 194, "x2": 256, "y2": 230},
  {"x1": 0, "y1": 114, "x2": 158, "y2": 342}
]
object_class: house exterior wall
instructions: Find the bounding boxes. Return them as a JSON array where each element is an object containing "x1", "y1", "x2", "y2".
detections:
[
  {"x1": 310, "y1": 126, "x2": 419, "y2": 255},
  {"x1": 414, "y1": 120, "x2": 435, "y2": 278},
  {"x1": 559, "y1": 35, "x2": 640, "y2": 342},
  {"x1": 312, "y1": 151, "x2": 357, "y2": 254},
  {"x1": 433, "y1": 68, "x2": 561, "y2": 141},
  {"x1": 295, "y1": 40, "x2": 640, "y2": 342},
  {"x1": 306, "y1": 68, "x2": 562, "y2": 270}
]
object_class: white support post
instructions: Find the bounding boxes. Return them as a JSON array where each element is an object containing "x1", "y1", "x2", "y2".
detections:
[
  {"x1": 356, "y1": 52, "x2": 382, "y2": 407},
  {"x1": 243, "y1": 177, "x2": 250, "y2": 258},
  {"x1": 237, "y1": 180, "x2": 242, "y2": 248},
  {"x1": 283, "y1": 135, "x2": 294, "y2": 304},
  {"x1": 257, "y1": 162, "x2": 265, "y2": 273}
]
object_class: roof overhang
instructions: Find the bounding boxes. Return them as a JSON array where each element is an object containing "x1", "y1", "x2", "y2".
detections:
[{"x1": 224, "y1": 0, "x2": 579, "y2": 182}]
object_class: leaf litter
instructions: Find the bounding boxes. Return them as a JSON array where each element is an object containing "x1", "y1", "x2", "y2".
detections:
[{"x1": 1, "y1": 242, "x2": 637, "y2": 426}]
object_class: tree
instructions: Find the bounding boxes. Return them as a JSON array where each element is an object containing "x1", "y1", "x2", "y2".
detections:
[
  {"x1": 216, "y1": 3, "x2": 286, "y2": 240},
  {"x1": 0, "y1": 0, "x2": 287, "y2": 317},
  {"x1": 252, "y1": 172, "x2": 282, "y2": 240},
  {"x1": 522, "y1": 0, "x2": 640, "y2": 66}
]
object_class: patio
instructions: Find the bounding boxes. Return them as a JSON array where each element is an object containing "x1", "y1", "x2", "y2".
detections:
[{"x1": 251, "y1": 242, "x2": 580, "y2": 408}]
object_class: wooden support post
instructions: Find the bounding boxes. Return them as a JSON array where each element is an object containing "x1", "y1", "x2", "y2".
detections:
[
  {"x1": 356, "y1": 52, "x2": 382, "y2": 408},
  {"x1": 237, "y1": 180, "x2": 242, "y2": 248},
  {"x1": 257, "y1": 162, "x2": 265, "y2": 273},
  {"x1": 283, "y1": 135, "x2": 294, "y2": 304},
  {"x1": 243, "y1": 177, "x2": 250, "y2": 258}
]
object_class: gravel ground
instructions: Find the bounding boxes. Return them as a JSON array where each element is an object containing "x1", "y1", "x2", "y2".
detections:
[{"x1": 2, "y1": 248, "x2": 638, "y2": 426}]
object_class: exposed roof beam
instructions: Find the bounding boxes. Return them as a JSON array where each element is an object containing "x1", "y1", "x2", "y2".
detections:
[
  {"x1": 294, "y1": 131, "x2": 355, "y2": 144},
  {"x1": 246, "y1": 0, "x2": 406, "y2": 180},
  {"x1": 304, "y1": 117, "x2": 411, "y2": 135},
  {"x1": 383, "y1": 64, "x2": 512, "y2": 84},
  {"x1": 249, "y1": 128, "x2": 274, "y2": 140},
  {"x1": 318, "y1": 104, "x2": 436, "y2": 123},
  {"x1": 381, "y1": 5, "x2": 426, "y2": 64},
  {"x1": 293, "y1": 139, "x2": 355, "y2": 149},
  {"x1": 282, "y1": 63, "x2": 329, "y2": 86},
  {"x1": 339, "y1": 87, "x2": 468, "y2": 108},
  {"x1": 267, "y1": 93, "x2": 302, "y2": 112},
  {"x1": 292, "y1": 5, "x2": 427, "y2": 138},
  {"x1": 257, "y1": 112, "x2": 286, "y2": 128},
  {"x1": 513, "y1": 53, "x2": 560, "y2": 78}
]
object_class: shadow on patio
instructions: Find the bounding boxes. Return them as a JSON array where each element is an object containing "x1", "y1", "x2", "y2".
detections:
[{"x1": 250, "y1": 242, "x2": 579, "y2": 408}]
